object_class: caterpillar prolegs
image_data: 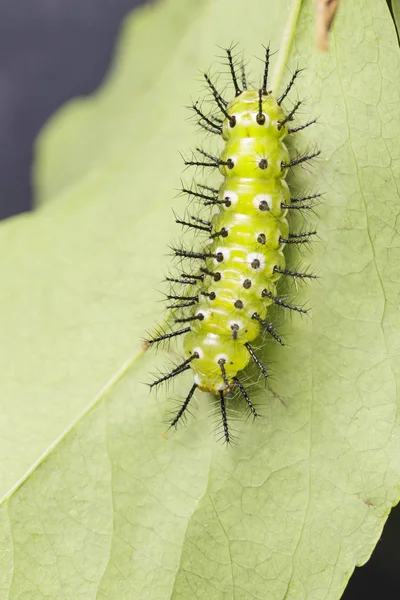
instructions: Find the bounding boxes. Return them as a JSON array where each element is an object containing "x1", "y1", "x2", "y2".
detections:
[{"x1": 146, "y1": 47, "x2": 319, "y2": 443}]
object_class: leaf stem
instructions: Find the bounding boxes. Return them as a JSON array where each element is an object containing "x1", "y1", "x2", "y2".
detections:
[{"x1": 271, "y1": 0, "x2": 304, "y2": 95}]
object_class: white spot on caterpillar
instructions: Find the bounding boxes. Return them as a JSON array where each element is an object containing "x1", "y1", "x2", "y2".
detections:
[
  {"x1": 229, "y1": 319, "x2": 243, "y2": 327},
  {"x1": 213, "y1": 247, "x2": 230, "y2": 265},
  {"x1": 193, "y1": 346, "x2": 204, "y2": 360},
  {"x1": 194, "y1": 374, "x2": 201, "y2": 385},
  {"x1": 229, "y1": 319, "x2": 243, "y2": 331},
  {"x1": 221, "y1": 190, "x2": 238, "y2": 209},
  {"x1": 195, "y1": 308, "x2": 210, "y2": 320},
  {"x1": 216, "y1": 353, "x2": 229, "y2": 364},
  {"x1": 251, "y1": 112, "x2": 270, "y2": 127},
  {"x1": 253, "y1": 194, "x2": 272, "y2": 211},
  {"x1": 247, "y1": 252, "x2": 266, "y2": 270}
]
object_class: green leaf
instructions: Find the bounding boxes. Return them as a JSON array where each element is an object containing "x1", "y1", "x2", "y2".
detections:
[
  {"x1": 2, "y1": 0, "x2": 400, "y2": 598},
  {"x1": 33, "y1": 0, "x2": 206, "y2": 206},
  {"x1": 391, "y1": 0, "x2": 400, "y2": 38}
]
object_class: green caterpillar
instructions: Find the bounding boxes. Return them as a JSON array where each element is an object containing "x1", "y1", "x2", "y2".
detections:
[{"x1": 147, "y1": 47, "x2": 319, "y2": 443}]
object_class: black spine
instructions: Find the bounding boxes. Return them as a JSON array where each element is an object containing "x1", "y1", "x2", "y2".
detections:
[
  {"x1": 233, "y1": 376, "x2": 258, "y2": 416},
  {"x1": 277, "y1": 68, "x2": 302, "y2": 105},
  {"x1": 241, "y1": 63, "x2": 247, "y2": 90},
  {"x1": 252, "y1": 313, "x2": 284, "y2": 346},
  {"x1": 288, "y1": 119, "x2": 317, "y2": 134},
  {"x1": 278, "y1": 100, "x2": 302, "y2": 130},
  {"x1": 167, "y1": 293, "x2": 199, "y2": 301},
  {"x1": 218, "y1": 358, "x2": 232, "y2": 397},
  {"x1": 175, "y1": 314, "x2": 204, "y2": 324},
  {"x1": 262, "y1": 290, "x2": 308, "y2": 315},
  {"x1": 273, "y1": 266, "x2": 317, "y2": 280},
  {"x1": 192, "y1": 102, "x2": 222, "y2": 134},
  {"x1": 244, "y1": 343, "x2": 269, "y2": 379},
  {"x1": 167, "y1": 301, "x2": 198, "y2": 310},
  {"x1": 175, "y1": 216, "x2": 212, "y2": 233},
  {"x1": 200, "y1": 267, "x2": 221, "y2": 281},
  {"x1": 172, "y1": 248, "x2": 217, "y2": 260},
  {"x1": 203, "y1": 73, "x2": 235, "y2": 127},
  {"x1": 282, "y1": 150, "x2": 321, "y2": 169},
  {"x1": 291, "y1": 193, "x2": 321, "y2": 204},
  {"x1": 149, "y1": 353, "x2": 199, "y2": 388},
  {"x1": 166, "y1": 277, "x2": 198, "y2": 286},
  {"x1": 146, "y1": 326, "x2": 191, "y2": 345},
  {"x1": 198, "y1": 122, "x2": 222, "y2": 136},
  {"x1": 226, "y1": 47, "x2": 241, "y2": 96},
  {"x1": 198, "y1": 183, "x2": 219, "y2": 194},
  {"x1": 180, "y1": 186, "x2": 217, "y2": 203},
  {"x1": 181, "y1": 272, "x2": 204, "y2": 280},
  {"x1": 280, "y1": 231, "x2": 317, "y2": 245},
  {"x1": 262, "y1": 45, "x2": 270, "y2": 95},
  {"x1": 219, "y1": 391, "x2": 230, "y2": 444},
  {"x1": 281, "y1": 203, "x2": 313, "y2": 211},
  {"x1": 257, "y1": 89, "x2": 266, "y2": 125},
  {"x1": 169, "y1": 383, "x2": 198, "y2": 428},
  {"x1": 203, "y1": 73, "x2": 228, "y2": 106}
]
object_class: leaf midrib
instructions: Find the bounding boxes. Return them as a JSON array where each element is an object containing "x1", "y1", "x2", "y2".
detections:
[{"x1": 0, "y1": 350, "x2": 144, "y2": 506}]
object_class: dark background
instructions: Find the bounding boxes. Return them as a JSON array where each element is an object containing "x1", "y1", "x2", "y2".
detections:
[
  {"x1": 0, "y1": 0, "x2": 146, "y2": 218},
  {"x1": 0, "y1": 0, "x2": 398, "y2": 597}
]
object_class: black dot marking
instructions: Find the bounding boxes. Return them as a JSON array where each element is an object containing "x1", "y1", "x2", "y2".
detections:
[
  {"x1": 220, "y1": 228, "x2": 228, "y2": 238},
  {"x1": 224, "y1": 198, "x2": 232, "y2": 207},
  {"x1": 259, "y1": 158, "x2": 268, "y2": 170},
  {"x1": 259, "y1": 200, "x2": 269, "y2": 211},
  {"x1": 201, "y1": 290, "x2": 216, "y2": 301},
  {"x1": 243, "y1": 278, "x2": 252, "y2": 289},
  {"x1": 226, "y1": 158, "x2": 234, "y2": 169},
  {"x1": 251, "y1": 259, "x2": 261, "y2": 269},
  {"x1": 234, "y1": 300, "x2": 243, "y2": 309},
  {"x1": 256, "y1": 113, "x2": 266, "y2": 125},
  {"x1": 231, "y1": 323, "x2": 239, "y2": 340},
  {"x1": 214, "y1": 272, "x2": 221, "y2": 281},
  {"x1": 229, "y1": 116, "x2": 236, "y2": 128},
  {"x1": 197, "y1": 313, "x2": 204, "y2": 321},
  {"x1": 257, "y1": 233, "x2": 266, "y2": 244},
  {"x1": 216, "y1": 252, "x2": 224, "y2": 263}
]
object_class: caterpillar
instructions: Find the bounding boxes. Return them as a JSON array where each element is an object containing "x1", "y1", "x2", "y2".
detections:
[{"x1": 146, "y1": 46, "x2": 319, "y2": 443}]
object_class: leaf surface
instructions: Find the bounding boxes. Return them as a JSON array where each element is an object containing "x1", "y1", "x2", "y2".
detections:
[{"x1": 2, "y1": 0, "x2": 400, "y2": 598}]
